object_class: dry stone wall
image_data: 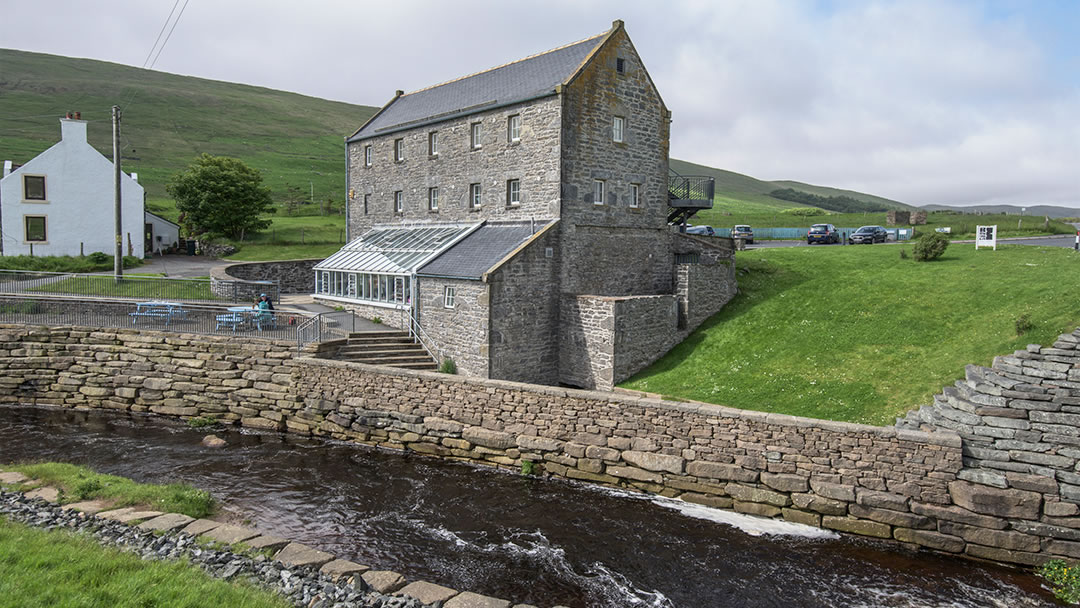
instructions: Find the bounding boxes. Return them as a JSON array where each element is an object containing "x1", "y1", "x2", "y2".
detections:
[
  {"x1": 219, "y1": 260, "x2": 320, "y2": 294},
  {"x1": 7, "y1": 323, "x2": 1080, "y2": 567}
]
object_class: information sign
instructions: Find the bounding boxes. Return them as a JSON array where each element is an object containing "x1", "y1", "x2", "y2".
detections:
[{"x1": 976, "y1": 225, "x2": 997, "y2": 250}]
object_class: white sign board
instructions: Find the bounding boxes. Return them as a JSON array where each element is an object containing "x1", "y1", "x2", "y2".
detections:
[
  {"x1": 935, "y1": 227, "x2": 951, "y2": 234},
  {"x1": 976, "y1": 225, "x2": 997, "y2": 250}
]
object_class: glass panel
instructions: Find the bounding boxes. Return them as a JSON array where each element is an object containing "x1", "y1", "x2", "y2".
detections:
[
  {"x1": 24, "y1": 176, "x2": 45, "y2": 200},
  {"x1": 24, "y1": 217, "x2": 46, "y2": 241}
]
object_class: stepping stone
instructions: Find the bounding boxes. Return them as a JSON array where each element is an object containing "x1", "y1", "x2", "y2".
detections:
[
  {"x1": 397, "y1": 581, "x2": 458, "y2": 605},
  {"x1": 361, "y1": 570, "x2": 406, "y2": 594},
  {"x1": 62, "y1": 500, "x2": 109, "y2": 514},
  {"x1": 0, "y1": 472, "x2": 29, "y2": 484},
  {"x1": 200, "y1": 524, "x2": 260, "y2": 545},
  {"x1": 24, "y1": 487, "x2": 59, "y2": 502},
  {"x1": 244, "y1": 534, "x2": 290, "y2": 552},
  {"x1": 112, "y1": 510, "x2": 164, "y2": 523},
  {"x1": 182, "y1": 519, "x2": 223, "y2": 536},
  {"x1": 319, "y1": 559, "x2": 369, "y2": 581},
  {"x1": 137, "y1": 513, "x2": 195, "y2": 532},
  {"x1": 444, "y1": 592, "x2": 513, "y2": 608},
  {"x1": 98, "y1": 507, "x2": 136, "y2": 521},
  {"x1": 273, "y1": 542, "x2": 334, "y2": 568}
]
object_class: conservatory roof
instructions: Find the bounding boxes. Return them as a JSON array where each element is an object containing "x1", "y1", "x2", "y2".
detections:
[{"x1": 314, "y1": 223, "x2": 479, "y2": 275}]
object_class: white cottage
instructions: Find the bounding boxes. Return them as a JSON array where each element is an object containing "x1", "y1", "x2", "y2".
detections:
[{"x1": 0, "y1": 116, "x2": 148, "y2": 258}]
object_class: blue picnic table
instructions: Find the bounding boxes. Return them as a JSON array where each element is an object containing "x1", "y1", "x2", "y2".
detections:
[{"x1": 129, "y1": 301, "x2": 185, "y2": 326}]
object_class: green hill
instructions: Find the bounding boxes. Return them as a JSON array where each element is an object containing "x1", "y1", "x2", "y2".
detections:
[{"x1": 771, "y1": 180, "x2": 912, "y2": 211}]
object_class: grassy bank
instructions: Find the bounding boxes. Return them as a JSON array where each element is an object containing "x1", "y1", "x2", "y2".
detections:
[
  {"x1": 621, "y1": 244, "x2": 1080, "y2": 426},
  {"x1": 3, "y1": 463, "x2": 213, "y2": 519},
  {"x1": 0, "y1": 519, "x2": 289, "y2": 608}
]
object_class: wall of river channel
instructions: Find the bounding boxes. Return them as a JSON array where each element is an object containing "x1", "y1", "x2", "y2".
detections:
[{"x1": 2, "y1": 323, "x2": 1079, "y2": 569}]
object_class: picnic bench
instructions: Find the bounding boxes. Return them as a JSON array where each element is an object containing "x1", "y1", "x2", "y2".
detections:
[{"x1": 130, "y1": 301, "x2": 185, "y2": 326}]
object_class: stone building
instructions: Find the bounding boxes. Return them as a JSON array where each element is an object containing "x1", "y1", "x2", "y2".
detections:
[{"x1": 315, "y1": 20, "x2": 736, "y2": 390}]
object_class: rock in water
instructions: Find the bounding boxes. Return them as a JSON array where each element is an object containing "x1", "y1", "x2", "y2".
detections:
[{"x1": 202, "y1": 434, "x2": 226, "y2": 448}]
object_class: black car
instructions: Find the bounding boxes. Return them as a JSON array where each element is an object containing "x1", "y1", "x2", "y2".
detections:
[
  {"x1": 850, "y1": 225, "x2": 887, "y2": 244},
  {"x1": 807, "y1": 223, "x2": 840, "y2": 244}
]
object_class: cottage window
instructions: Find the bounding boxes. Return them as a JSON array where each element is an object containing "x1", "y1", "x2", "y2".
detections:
[
  {"x1": 364, "y1": 145, "x2": 372, "y2": 167},
  {"x1": 319, "y1": 271, "x2": 329, "y2": 294},
  {"x1": 593, "y1": 180, "x2": 605, "y2": 206},
  {"x1": 629, "y1": 183, "x2": 640, "y2": 208},
  {"x1": 24, "y1": 215, "x2": 46, "y2": 242},
  {"x1": 506, "y1": 179, "x2": 520, "y2": 207},
  {"x1": 507, "y1": 115, "x2": 520, "y2": 142},
  {"x1": 470, "y1": 183, "x2": 482, "y2": 210},
  {"x1": 444, "y1": 285, "x2": 456, "y2": 309},
  {"x1": 394, "y1": 191, "x2": 403, "y2": 213},
  {"x1": 428, "y1": 131, "x2": 438, "y2": 156},
  {"x1": 363, "y1": 193, "x2": 370, "y2": 215},
  {"x1": 23, "y1": 175, "x2": 46, "y2": 201},
  {"x1": 428, "y1": 187, "x2": 439, "y2": 211},
  {"x1": 394, "y1": 138, "x2": 404, "y2": 161},
  {"x1": 347, "y1": 274, "x2": 357, "y2": 297},
  {"x1": 470, "y1": 122, "x2": 482, "y2": 149},
  {"x1": 616, "y1": 57, "x2": 625, "y2": 74},
  {"x1": 613, "y1": 116, "x2": 625, "y2": 143}
]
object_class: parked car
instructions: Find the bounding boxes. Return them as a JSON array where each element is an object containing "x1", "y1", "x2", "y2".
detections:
[
  {"x1": 807, "y1": 223, "x2": 840, "y2": 244},
  {"x1": 850, "y1": 225, "x2": 887, "y2": 244},
  {"x1": 731, "y1": 225, "x2": 754, "y2": 244},
  {"x1": 684, "y1": 225, "x2": 715, "y2": 236}
]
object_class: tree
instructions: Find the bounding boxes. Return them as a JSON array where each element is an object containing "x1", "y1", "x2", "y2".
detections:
[
  {"x1": 913, "y1": 231, "x2": 949, "y2": 261},
  {"x1": 166, "y1": 154, "x2": 275, "y2": 240}
]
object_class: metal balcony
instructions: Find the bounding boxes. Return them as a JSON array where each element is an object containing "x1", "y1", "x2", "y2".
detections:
[{"x1": 667, "y1": 169, "x2": 715, "y2": 225}]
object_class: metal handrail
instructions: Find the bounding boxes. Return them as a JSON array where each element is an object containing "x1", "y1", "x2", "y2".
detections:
[
  {"x1": 402, "y1": 307, "x2": 440, "y2": 364},
  {"x1": 668, "y1": 173, "x2": 715, "y2": 203},
  {"x1": 296, "y1": 314, "x2": 321, "y2": 351}
]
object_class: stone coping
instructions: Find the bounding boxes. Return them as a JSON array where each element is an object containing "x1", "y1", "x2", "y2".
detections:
[
  {"x1": 1, "y1": 475, "x2": 528, "y2": 608},
  {"x1": 295, "y1": 355, "x2": 962, "y2": 449}
]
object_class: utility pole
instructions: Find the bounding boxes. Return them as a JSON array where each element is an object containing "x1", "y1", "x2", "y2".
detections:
[{"x1": 112, "y1": 105, "x2": 123, "y2": 280}]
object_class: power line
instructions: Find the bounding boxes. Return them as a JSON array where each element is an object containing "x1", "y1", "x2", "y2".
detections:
[
  {"x1": 148, "y1": 0, "x2": 190, "y2": 71},
  {"x1": 142, "y1": 0, "x2": 182, "y2": 69}
]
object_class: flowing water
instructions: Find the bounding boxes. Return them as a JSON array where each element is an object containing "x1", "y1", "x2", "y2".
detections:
[{"x1": 0, "y1": 405, "x2": 1057, "y2": 608}]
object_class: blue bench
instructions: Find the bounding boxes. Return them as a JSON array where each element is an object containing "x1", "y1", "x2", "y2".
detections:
[
  {"x1": 130, "y1": 302, "x2": 185, "y2": 326},
  {"x1": 214, "y1": 313, "x2": 245, "y2": 333}
]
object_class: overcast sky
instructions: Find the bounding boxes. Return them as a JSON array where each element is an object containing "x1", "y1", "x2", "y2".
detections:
[{"x1": 3, "y1": 0, "x2": 1078, "y2": 207}]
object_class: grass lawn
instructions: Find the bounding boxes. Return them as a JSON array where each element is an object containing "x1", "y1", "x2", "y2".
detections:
[
  {"x1": 621, "y1": 243, "x2": 1080, "y2": 426},
  {"x1": 0, "y1": 519, "x2": 290, "y2": 608},
  {"x1": 4, "y1": 462, "x2": 213, "y2": 519}
]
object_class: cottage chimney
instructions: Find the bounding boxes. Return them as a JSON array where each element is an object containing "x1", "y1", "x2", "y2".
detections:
[
  {"x1": 60, "y1": 114, "x2": 88, "y2": 145},
  {"x1": 73, "y1": 111, "x2": 81, "y2": 120},
  {"x1": 131, "y1": 172, "x2": 138, "y2": 183},
  {"x1": 2, "y1": 160, "x2": 11, "y2": 178}
]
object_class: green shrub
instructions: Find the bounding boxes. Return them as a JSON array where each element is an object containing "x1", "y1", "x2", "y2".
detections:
[
  {"x1": 1016, "y1": 314, "x2": 1033, "y2": 336},
  {"x1": 0, "y1": 254, "x2": 143, "y2": 273},
  {"x1": 371, "y1": 316, "x2": 382, "y2": 324},
  {"x1": 87, "y1": 252, "x2": 109, "y2": 264},
  {"x1": 1039, "y1": 559, "x2": 1080, "y2": 603},
  {"x1": 439, "y1": 357, "x2": 457, "y2": 374},
  {"x1": 781, "y1": 207, "x2": 827, "y2": 217},
  {"x1": 913, "y1": 232, "x2": 949, "y2": 261},
  {"x1": 520, "y1": 460, "x2": 538, "y2": 476},
  {"x1": 186, "y1": 416, "x2": 219, "y2": 429}
]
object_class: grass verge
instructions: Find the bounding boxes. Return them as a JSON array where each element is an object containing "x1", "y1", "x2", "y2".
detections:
[
  {"x1": 0, "y1": 519, "x2": 290, "y2": 608},
  {"x1": 4, "y1": 463, "x2": 213, "y2": 519},
  {"x1": 621, "y1": 243, "x2": 1080, "y2": 426}
]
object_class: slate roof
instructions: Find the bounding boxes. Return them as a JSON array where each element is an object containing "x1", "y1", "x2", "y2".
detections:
[
  {"x1": 347, "y1": 32, "x2": 607, "y2": 142},
  {"x1": 417, "y1": 222, "x2": 546, "y2": 280},
  {"x1": 314, "y1": 223, "x2": 478, "y2": 275}
]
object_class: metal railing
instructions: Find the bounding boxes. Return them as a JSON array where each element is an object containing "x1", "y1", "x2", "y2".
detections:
[
  {"x1": 0, "y1": 270, "x2": 279, "y2": 305},
  {"x1": 0, "y1": 295, "x2": 308, "y2": 340},
  {"x1": 668, "y1": 169, "x2": 715, "y2": 206},
  {"x1": 401, "y1": 307, "x2": 440, "y2": 364},
  {"x1": 296, "y1": 310, "x2": 361, "y2": 351}
]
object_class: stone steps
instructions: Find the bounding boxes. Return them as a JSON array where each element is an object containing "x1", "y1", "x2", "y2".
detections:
[{"x1": 333, "y1": 330, "x2": 438, "y2": 371}]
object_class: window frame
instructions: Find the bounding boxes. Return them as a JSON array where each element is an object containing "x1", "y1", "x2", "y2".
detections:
[
  {"x1": 506, "y1": 179, "x2": 520, "y2": 207},
  {"x1": 629, "y1": 183, "x2": 640, "y2": 208},
  {"x1": 507, "y1": 114, "x2": 521, "y2": 143},
  {"x1": 593, "y1": 180, "x2": 605, "y2": 206},
  {"x1": 22, "y1": 175, "x2": 46, "y2": 202},
  {"x1": 364, "y1": 145, "x2": 372, "y2": 167},
  {"x1": 428, "y1": 186, "x2": 439, "y2": 211},
  {"x1": 23, "y1": 215, "x2": 47, "y2": 243},
  {"x1": 394, "y1": 190, "x2": 403, "y2": 214},
  {"x1": 613, "y1": 116, "x2": 625, "y2": 143},
  {"x1": 394, "y1": 138, "x2": 404, "y2": 162},
  {"x1": 470, "y1": 183, "x2": 482, "y2": 210},
  {"x1": 428, "y1": 131, "x2": 438, "y2": 156},
  {"x1": 363, "y1": 193, "x2": 370, "y2": 215},
  {"x1": 444, "y1": 285, "x2": 456, "y2": 309},
  {"x1": 470, "y1": 122, "x2": 482, "y2": 149}
]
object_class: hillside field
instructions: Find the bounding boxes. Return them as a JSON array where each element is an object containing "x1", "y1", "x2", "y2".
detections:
[{"x1": 621, "y1": 243, "x2": 1080, "y2": 426}]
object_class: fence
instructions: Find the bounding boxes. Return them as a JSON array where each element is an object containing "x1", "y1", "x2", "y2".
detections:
[
  {"x1": 0, "y1": 295, "x2": 307, "y2": 341},
  {"x1": 711, "y1": 227, "x2": 913, "y2": 241},
  {"x1": 296, "y1": 309, "x2": 363, "y2": 351},
  {"x1": 0, "y1": 270, "x2": 279, "y2": 305}
]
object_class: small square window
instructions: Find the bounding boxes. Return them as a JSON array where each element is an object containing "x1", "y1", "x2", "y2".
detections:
[
  {"x1": 428, "y1": 187, "x2": 439, "y2": 211},
  {"x1": 507, "y1": 115, "x2": 521, "y2": 142},
  {"x1": 24, "y1": 215, "x2": 46, "y2": 242},
  {"x1": 616, "y1": 57, "x2": 625, "y2": 73},
  {"x1": 23, "y1": 175, "x2": 46, "y2": 201},
  {"x1": 507, "y1": 179, "x2": 520, "y2": 206},
  {"x1": 363, "y1": 193, "x2": 370, "y2": 215},
  {"x1": 364, "y1": 145, "x2": 372, "y2": 167},
  {"x1": 444, "y1": 285, "x2": 456, "y2": 309},
  {"x1": 629, "y1": 183, "x2": 640, "y2": 208},
  {"x1": 394, "y1": 191, "x2": 403, "y2": 213},
  {"x1": 593, "y1": 180, "x2": 605, "y2": 206},
  {"x1": 613, "y1": 116, "x2": 625, "y2": 143},
  {"x1": 428, "y1": 131, "x2": 438, "y2": 156},
  {"x1": 471, "y1": 123, "x2": 482, "y2": 149},
  {"x1": 470, "y1": 183, "x2": 482, "y2": 209},
  {"x1": 394, "y1": 139, "x2": 404, "y2": 162}
]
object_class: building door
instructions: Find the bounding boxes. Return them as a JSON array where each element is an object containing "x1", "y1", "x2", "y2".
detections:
[{"x1": 144, "y1": 223, "x2": 153, "y2": 255}]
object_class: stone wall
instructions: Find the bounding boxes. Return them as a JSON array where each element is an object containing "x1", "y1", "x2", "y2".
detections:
[
  {"x1": 897, "y1": 327, "x2": 1080, "y2": 564},
  {"x1": 887, "y1": 211, "x2": 911, "y2": 226},
  {"x1": 417, "y1": 278, "x2": 489, "y2": 376},
  {"x1": 5, "y1": 323, "x2": 1080, "y2": 567},
  {"x1": 220, "y1": 259, "x2": 320, "y2": 294}
]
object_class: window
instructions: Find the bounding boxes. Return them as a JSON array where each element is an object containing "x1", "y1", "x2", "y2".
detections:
[
  {"x1": 507, "y1": 114, "x2": 520, "y2": 142},
  {"x1": 428, "y1": 131, "x2": 438, "y2": 156},
  {"x1": 319, "y1": 271, "x2": 329, "y2": 294},
  {"x1": 23, "y1": 175, "x2": 46, "y2": 201},
  {"x1": 394, "y1": 138, "x2": 404, "y2": 161},
  {"x1": 616, "y1": 57, "x2": 625, "y2": 73},
  {"x1": 593, "y1": 180, "x2": 605, "y2": 205},
  {"x1": 394, "y1": 191, "x2": 403, "y2": 213},
  {"x1": 444, "y1": 286, "x2": 456, "y2": 309},
  {"x1": 347, "y1": 274, "x2": 357, "y2": 297},
  {"x1": 470, "y1": 122, "x2": 482, "y2": 149},
  {"x1": 629, "y1": 183, "x2": 640, "y2": 208},
  {"x1": 470, "y1": 183, "x2": 482, "y2": 209},
  {"x1": 428, "y1": 187, "x2": 439, "y2": 211},
  {"x1": 363, "y1": 193, "x2": 369, "y2": 215},
  {"x1": 506, "y1": 179, "x2": 520, "y2": 206},
  {"x1": 364, "y1": 145, "x2": 372, "y2": 167},
  {"x1": 613, "y1": 116, "x2": 625, "y2": 143},
  {"x1": 24, "y1": 215, "x2": 46, "y2": 242}
]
